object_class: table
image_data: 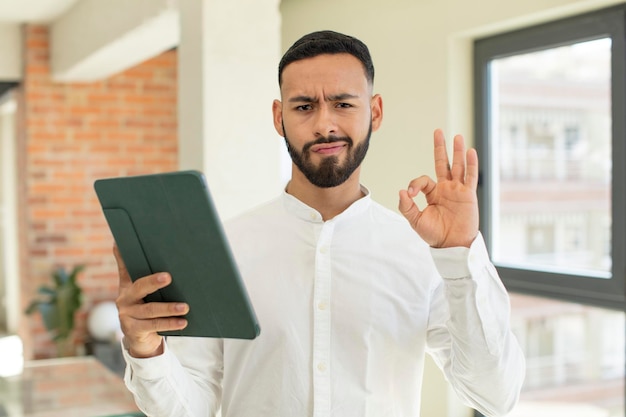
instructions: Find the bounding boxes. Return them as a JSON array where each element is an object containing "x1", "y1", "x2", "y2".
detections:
[{"x1": 0, "y1": 356, "x2": 143, "y2": 417}]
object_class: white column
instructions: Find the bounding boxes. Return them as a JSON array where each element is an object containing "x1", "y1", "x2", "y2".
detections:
[
  {"x1": 178, "y1": 0, "x2": 283, "y2": 220},
  {"x1": 0, "y1": 97, "x2": 19, "y2": 334}
]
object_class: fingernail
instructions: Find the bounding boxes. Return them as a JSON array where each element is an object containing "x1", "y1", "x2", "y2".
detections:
[
  {"x1": 177, "y1": 319, "x2": 187, "y2": 327},
  {"x1": 408, "y1": 187, "x2": 414, "y2": 194},
  {"x1": 157, "y1": 273, "x2": 168, "y2": 283},
  {"x1": 175, "y1": 303, "x2": 187, "y2": 312}
]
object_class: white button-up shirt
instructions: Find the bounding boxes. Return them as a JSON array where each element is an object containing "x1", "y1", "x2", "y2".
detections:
[{"x1": 123, "y1": 188, "x2": 525, "y2": 417}]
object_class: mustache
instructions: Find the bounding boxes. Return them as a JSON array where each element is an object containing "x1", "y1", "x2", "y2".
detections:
[{"x1": 302, "y1": 136, "x2": 353, "y2": 153}]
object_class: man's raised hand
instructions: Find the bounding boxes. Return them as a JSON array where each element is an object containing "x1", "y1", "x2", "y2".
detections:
[{"x1": 398, "y1": 129, "x2": 479, "y2": 248}]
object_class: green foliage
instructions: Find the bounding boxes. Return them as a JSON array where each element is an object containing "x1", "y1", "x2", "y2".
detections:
[{"x1": 25, "y1": 265, "x2": 85, "y2": 348}]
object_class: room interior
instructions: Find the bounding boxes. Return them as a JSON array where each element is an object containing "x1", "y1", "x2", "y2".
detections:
[{"x1": 0, "y1": 0, "x2": 624, "y2": 416}]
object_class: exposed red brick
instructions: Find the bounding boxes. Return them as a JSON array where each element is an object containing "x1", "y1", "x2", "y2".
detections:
[{"x1": 18, "y1": 24, "x2": 178, "y2": 359}]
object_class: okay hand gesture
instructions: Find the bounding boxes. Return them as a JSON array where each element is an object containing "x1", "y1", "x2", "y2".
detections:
[{"x1": 399, "y1": 129, "x2": 479, "y2": 248}]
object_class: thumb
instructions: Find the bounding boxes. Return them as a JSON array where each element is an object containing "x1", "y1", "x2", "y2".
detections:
[
  {"x1": 113, "y1": 245, "x2": 132, "y2": 291},
  {"x1": 398, "y1": 188, "x2": 421, "y2": 225}
]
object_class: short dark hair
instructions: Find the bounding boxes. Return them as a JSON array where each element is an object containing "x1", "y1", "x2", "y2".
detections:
[{"x1": 278, "y1": 30, "x2": 375, "y2": 87}]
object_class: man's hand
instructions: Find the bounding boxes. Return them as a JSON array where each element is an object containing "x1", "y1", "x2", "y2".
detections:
[
  {"x1": 114, "y1": 246, "x2": 189, "y2": 358},
  {"x1": 399, "y1": 129, "x2": 479, "y2": 248}
]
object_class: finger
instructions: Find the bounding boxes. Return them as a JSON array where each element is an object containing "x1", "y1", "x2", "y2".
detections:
[
  {"x1": 399, "y1": 176, "x2": 437, "y2": 222},
  {"x1": 407, "y1": 175, "x2": 437, "y2": 199},
  {"x1": 398, "y1": 189, "x2": 421, "y2": 222},
  {"x1": 117, "y1": 272, "x2": 172, "y2": 309},
  {"x1": 113, "y1": 245, "x2": 132, "y2": 291},
  {"x1": 433, "y1": 129, "x2": 451, "y2": 182},
  {"x1": 132, "y1": 301, "x2": 189, "y2": 320},
  {"x1": 125, "y1": 315, "x2": 188, "y2": 337},
  {"x1": 451, "y1": 134, "x2": 466, "y2": 182},
  {"x1": 466, "y1": 148, "x2": 479, "y2": 190},
  {"x1": 129, "y1": 272, "x2": 172, "y2": 303},
  {"x1": 150, "y1": 317, "x2": 188, "y2": 333}
]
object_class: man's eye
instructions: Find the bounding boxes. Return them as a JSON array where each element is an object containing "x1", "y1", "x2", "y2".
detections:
[
  {"x1": 336, "y1": 103, "x2": 353, "y2": 108},
  {"x1": 296, "y1": 104, "x2": 312, "y2": 111}
]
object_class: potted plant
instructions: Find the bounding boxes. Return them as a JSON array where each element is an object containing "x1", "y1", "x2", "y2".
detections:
[{"x1": 25, "y1": 265, "x2": 85, "y2": 357}]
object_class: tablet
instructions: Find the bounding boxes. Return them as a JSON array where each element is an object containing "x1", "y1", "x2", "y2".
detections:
[{"x1": 94, "y1": 170, "x2": 260, "y2": 339}]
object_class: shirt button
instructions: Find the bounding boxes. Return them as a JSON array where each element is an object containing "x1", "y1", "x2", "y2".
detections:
[
  {"x1": 309, "y1": 212, "x2": 317, "y2": 221},
  {"x1": 319, "y1": 246, "x2": 328, "y2": 254},
  {"x1": 317, "y1": 362, "x2": 327, "y2": 372},
  {"x1": 317, "y1": 301, "x2": 327, "y2": 310}
]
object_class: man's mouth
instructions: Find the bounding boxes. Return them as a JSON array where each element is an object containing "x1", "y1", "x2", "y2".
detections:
[{"x1": 310, "y1": 142, "x2": 348, "y2": 155}]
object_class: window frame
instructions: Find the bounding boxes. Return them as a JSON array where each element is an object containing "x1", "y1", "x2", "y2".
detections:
[
  {"x1": 473, "y1": 5, "x2": 626, "y2": 311},
  {"x1": 0, "y1": 87, "x2": 19, "y2": 335}
]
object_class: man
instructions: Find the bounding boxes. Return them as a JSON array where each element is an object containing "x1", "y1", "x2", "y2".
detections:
[{"x1": 115, "y1": 30, "x2": 525, "y2": 416}]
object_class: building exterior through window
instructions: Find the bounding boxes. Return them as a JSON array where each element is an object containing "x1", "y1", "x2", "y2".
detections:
[{"x1": 482, "y1": 31, "x2": 624, "y2": 417}]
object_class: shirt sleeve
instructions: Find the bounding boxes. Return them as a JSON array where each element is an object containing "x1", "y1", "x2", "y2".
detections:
[
  {"x1": 121, "y1": 336, "x2": 224, "y2": 416},
  {"x1": 426, "y1": 232, "x2": 526, "y2": 417}
]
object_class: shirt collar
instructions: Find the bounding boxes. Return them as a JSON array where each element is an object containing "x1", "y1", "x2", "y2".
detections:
[{"x1": 282, "y1": 185, "x2": 372, "y2": 223}]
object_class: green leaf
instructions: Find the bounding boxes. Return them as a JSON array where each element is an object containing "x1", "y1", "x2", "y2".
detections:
[
  {"x1": 25, "y1": 264, "x2": 86, "y2": 355},
  {"x1": 53, "y1": 333, "x2": 70, "y2": 342},
  {"x1": 68, "y1": 265, "x2": 85, "y2": 283},
  {"x1": 37, "y1": 286, "x2": 55, "y2": 296},
  {"x1": 53, "y1": 268, "x2": 68, "y2": 286},
  {"x1": 37, "y1": 303, "x2": 60, "y2": 333},
  {"x1": 25, "y1": 301, "x2": 41, "y2": 315}
]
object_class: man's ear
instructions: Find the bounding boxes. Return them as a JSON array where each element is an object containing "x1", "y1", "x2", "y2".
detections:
[
  {"x1": 370, "y1": 94, "x2": 383, "y2": 132},
  {"x1": 272, "y1": 99, "x2": 284, "y2": 136}
]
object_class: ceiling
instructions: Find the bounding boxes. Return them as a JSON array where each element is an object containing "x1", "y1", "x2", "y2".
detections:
[
  {"x1": 0, "y1": 0, "x2": 81, "y2": 23},
  {"x1": 0, "y1": 0, "x2": 82, "y2": 97},
  {"x1": 0, "y1": 0, "x2": 180, "y2": 90}
]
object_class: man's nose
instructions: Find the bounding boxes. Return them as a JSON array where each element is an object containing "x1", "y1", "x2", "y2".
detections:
[{"x1": 313, "y1": 104, "x2": 337, "y2": 138}]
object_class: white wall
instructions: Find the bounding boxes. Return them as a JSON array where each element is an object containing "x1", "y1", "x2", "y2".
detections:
[
  {"x1": 0, "y1": 23, "x2": 21, "y2": 81},
  {"x1": 279, "y1": 0, "x2": 624, "y2": 415},
  {"x1": 280, "y1": 0, "x2": 622, "y2": 212}
]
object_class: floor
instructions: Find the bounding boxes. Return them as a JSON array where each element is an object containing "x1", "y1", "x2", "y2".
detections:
[
  {"x1": 1, "y1": 354, "x2": 622, "y2": 417},
  {"x1": 0, "y1": 356, "x2": 143, "y2": 417},
  {"x1": 508, "y1": 378, "x2": 625, "y2": 417}
]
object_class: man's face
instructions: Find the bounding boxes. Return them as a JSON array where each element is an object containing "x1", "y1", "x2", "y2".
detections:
[
  {"x1": 282, "y1": 120, "x2": 372, "y2": 188},
  {"x1": 273, "y1": 53, "x2": 382, "y2": 188}
]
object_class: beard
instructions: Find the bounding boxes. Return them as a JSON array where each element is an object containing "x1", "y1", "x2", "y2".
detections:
[{"x1": 283, "y1": 121, "x2": 372, "y2": 188}]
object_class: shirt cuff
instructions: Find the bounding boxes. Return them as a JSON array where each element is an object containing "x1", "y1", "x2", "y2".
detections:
[
  {"x1": 429, "y1": 232, "x2": 491, "y2": 279},
  {"x1": 121, "y1": 337, "x2": 172, "y2": 380}
]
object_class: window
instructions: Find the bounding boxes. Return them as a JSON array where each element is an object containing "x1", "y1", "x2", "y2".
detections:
[
  {"x1": 474, "y1": 5, "x2": 626, "y2": 309},
  {"x1": 473, "y1": 5, "x2": 625, "y2": 417},
  {"x1": 506, "y1": 294, "x2": 624, "y2": 417}
]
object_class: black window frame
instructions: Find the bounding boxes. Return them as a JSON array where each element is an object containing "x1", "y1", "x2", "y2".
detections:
[
  {"x1": 473, "y1": 5, "x2": 626, "y2": 311},
  {"x1": 0, "y1": 82, "x2": 17, "y2": 100}
]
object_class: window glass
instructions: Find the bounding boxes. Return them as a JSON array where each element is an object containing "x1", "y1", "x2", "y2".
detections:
[
  {"x1": 473, "y1": 6, "x2": 626, "y2": 415},
  {"x1": 489, "y1": 38, "x2": 611, "y2": 278},
  {"x1": 507, "y1": 294, "x2": 624, "y2": 417}
]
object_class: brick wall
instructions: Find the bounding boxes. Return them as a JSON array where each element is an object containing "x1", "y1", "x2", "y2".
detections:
[{"x1": 18, "y1": 25, "x2": 178, "y2": 359}]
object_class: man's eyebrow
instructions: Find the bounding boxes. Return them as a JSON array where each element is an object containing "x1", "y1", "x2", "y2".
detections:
[
  {"x1": 288, "y1": 93, "x2": 360, "y2": 103},
  {"x1": 288, "y1": 95, "x2": 316, "y2": 103},
  {"x1": 326, "y1": 93, "x2": 360, "y2": 101}
]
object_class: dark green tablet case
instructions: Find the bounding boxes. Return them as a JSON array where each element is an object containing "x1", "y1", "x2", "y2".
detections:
[{"x1": 94, "y1": 170, "x2": 260, "y2": 339}]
